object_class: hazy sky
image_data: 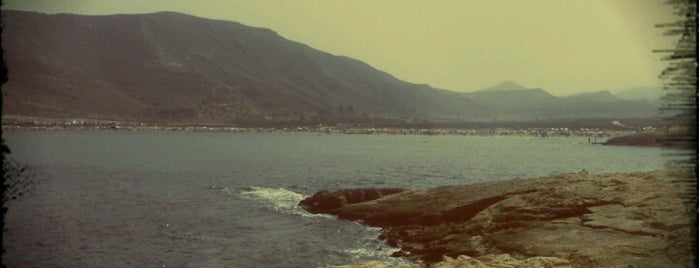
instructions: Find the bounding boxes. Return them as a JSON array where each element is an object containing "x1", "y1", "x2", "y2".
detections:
[{"x1": 4, "y1": 0, "x2": 680, "y2": 95}]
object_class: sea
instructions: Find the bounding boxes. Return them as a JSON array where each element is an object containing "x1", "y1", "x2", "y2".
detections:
[{"x1": 1, "y1": 130, "x2": 682, "y2": 267}]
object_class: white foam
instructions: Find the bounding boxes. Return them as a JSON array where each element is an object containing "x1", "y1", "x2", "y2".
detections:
[
  {"x1": 240, "y1": 187, "x2": 411, "y2": 265},
  {"x1": 239, "y1": 186, "x2": 332, "y2": 218},
  {"x1": 338, "y1": 226, "x2": 414, "y2": 266},
  {"x1": 343, "y1": 245, "x2": 413, "y2": 266},
  {"x1": 240, "y1": 186, "x2": 305, "y2": 210},
  {"x1": 345, "y1": 248, "x2": 392, "y2": 259},
  {"x1": 219, "y1": 187, "x2": 237, "y2": 196}
]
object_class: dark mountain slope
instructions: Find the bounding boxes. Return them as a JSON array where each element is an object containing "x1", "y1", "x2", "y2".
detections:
[
  {"x1": 2, "y1": 10, "x2": 477, "y2": 124},
  {"x1": 2, "y1": 11, "x2": 658, "y2": 125}
]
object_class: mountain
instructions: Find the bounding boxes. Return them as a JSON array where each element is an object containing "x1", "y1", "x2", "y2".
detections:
[
  {"x1": 474, "y1": 80, "x2": 528, "y2": 92},
  {"x1": 614, "y1": 87, "x2": 664, "y2": 101},
  {"x1": 1, "y1": 11, "x2": 659, "y2": 125},
  {"x1": 562, "y1": 90, "x2": 619, "y2": 102},
  {"x1": 468, "y1": 82, "x2": 560, "y2": 114},
  {"x1": 2, "y1": 10, "x2": 479, "y2": 124},
  {"x1": 462, "y1": 85, "x2": 658, "y2": 121}
]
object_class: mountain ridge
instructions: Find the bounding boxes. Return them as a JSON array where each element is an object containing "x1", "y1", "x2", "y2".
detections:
[
  {"x1": 614, "y1": 86, "x2": 664, "y2": 101},
  {"x1": 474, "y1": 80, "x2": 528, "y2": 92},
  {"x1": 1, "y1": 10, "x2": 659, "y2": 125},
  {"x1": 562, "y1": 90, "x2": 619, "y2": 102}
]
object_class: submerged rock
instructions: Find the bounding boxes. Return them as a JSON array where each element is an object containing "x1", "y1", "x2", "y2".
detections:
[{"x1": 305, "y1": 168, "x2": 695, "y2": 267}]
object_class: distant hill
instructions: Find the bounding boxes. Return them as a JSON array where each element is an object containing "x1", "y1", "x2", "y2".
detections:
[
  {"x1": 461, "y1": 85, "x2": 657, "y2": 121},
  {"x1": 562, "y1": 90, "x2": 619, "y2": 102},
  {"x1": 474, "y1": 80, "x2": 528, "y2": 92},
  {"x1": 614, "y1": 87, "x2": 664, "y2": 101},
  {"x1": 1, "y1": 11, "x2": 660, "y2": 125}
]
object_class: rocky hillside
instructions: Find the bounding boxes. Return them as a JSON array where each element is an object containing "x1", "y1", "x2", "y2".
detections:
[
  {"x1": 2, "y1": 10, "x2": 480, "y2": 124},
  {"x1": 2, "y1": 10, "x2": 659, "y2": 125}
]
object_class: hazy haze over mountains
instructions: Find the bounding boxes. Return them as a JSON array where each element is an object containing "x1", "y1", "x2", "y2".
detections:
[
  {"x1": 614, "y1": 87, "x2": 665, "y2": 101},
  {"x1": 2, "y1": 11, "x2": 661, "y2": 125},
  {"x1": 563, "y1": 91, "x2": 620, "y2": 102}
]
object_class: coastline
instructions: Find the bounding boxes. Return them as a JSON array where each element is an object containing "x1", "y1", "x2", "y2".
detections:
[
  {"x1": 301, "y1": 168, "x2": 695, "y2": 267},
  {"x1": 2, "y1": 124, "x2": 633, "y2": 139},
  {"x1": 0, "y1": 115, "x2": 648, "y2": 138}
]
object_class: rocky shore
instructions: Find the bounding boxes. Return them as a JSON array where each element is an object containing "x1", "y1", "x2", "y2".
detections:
[
  {"x1": 603, "y1": 131, "x2": 694, "y2": 148},
  {"x1": 301, "y1": 169, "x2": 696, "y2": 268}
]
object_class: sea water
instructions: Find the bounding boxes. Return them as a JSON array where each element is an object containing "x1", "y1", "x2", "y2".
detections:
[{"x1": 2, "y1": 131, "x2": 679, "y2": 267}]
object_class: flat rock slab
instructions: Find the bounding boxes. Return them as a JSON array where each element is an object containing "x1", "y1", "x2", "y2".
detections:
[{"x1": 304, "y1": 168, "x2": 695, "y2": 267}]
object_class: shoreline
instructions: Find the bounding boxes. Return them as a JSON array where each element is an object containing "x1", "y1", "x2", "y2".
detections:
[
  {"x1": 2, "y1": 124, "x2": 632, "y2": 139},
  {"x1": 301, "y1": 168, "x2": 695, "y2": 267},
  {"x1": 0, "y1": 114, "x2": 655, "y2": 138}
]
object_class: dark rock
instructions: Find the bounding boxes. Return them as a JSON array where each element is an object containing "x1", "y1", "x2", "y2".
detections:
[
  {"x1": 603, "y1": 133, "x2": 660, "y2": 146},
  {"x1": 603, "y1": 131, "x2": 693, "y2": 148},
  {"x1": 298, "y1": 188, "x2": 404, "y2": 214}
]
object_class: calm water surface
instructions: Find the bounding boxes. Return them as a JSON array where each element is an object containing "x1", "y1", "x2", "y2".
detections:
[{"x1": 2, "y1": 131, "x2": 678, "y2": 267}]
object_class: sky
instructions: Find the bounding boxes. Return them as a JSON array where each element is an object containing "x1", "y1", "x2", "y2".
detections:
[{"x1": 3, "y1": 0, "x2": 681, "y2": 96}]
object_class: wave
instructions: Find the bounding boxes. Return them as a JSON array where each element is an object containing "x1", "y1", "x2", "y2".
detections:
[
  {"x1": 344, "y1": 247, "x2": 395, "y2": 261},
  {"x1": 339, "y1": 242, "x2": 413, "y2": 266},
  {"x1": 239, "y1": 187, "x2": 412, "y2": 266},
  {"x1": 238, "y1": 186, "x2": 332, "y2": 218}
]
